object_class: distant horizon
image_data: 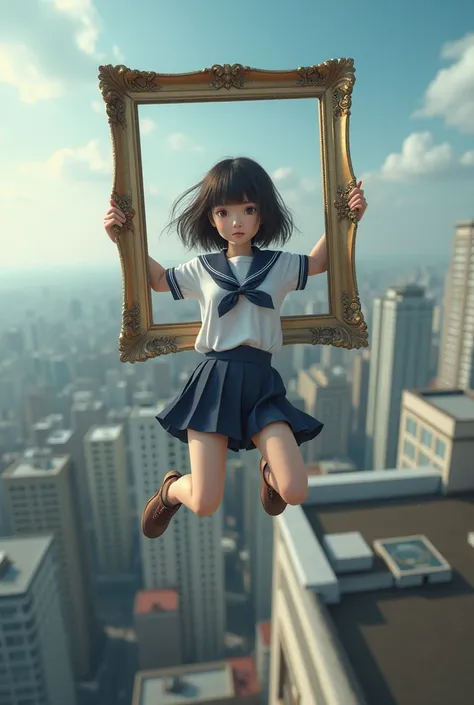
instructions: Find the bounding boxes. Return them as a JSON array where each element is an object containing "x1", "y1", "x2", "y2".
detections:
[{"x1": 0, "y1": 252, "x2": 451, "y2": 276}]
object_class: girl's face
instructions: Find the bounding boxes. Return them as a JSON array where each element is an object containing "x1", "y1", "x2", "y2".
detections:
[{"x1": 209, "y1": 201, "x2": 260, "y2": 247}]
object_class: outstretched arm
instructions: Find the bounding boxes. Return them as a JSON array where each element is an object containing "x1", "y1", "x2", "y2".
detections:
[
  {"x1": 148, "y1": 256, "x2": 170, "y2": 292},
  {"x1": 307, "y1": 182, "x2": 367, "y2": 277},
  {"x1": 308, "y1": 234, "x2": 328, "y2": 275}
]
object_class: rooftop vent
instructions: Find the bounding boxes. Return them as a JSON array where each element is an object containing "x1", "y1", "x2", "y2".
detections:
[
  {"x1": 24, "y1": 447, "x2": 54, "y2": 471},
  {"x1": 164, "y1": 676, "x2": 186, "y2": 694},
  {"x1": 373, "y1": 535, "x2": 452, "y2": 588},
  {"x1": 323, "y1": 532, "x2": 373, "y2": 574},
  {"x1": 0, "y1": 551, "x2": 11, "y2": 578}
]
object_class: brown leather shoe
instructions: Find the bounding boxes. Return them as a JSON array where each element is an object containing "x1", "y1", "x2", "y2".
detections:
[
  {"x1": 259, "y1": 458, "x2": 287, "y2": 516},
  {"x1": 141, "y1": 471, "x2": 182, "y2": 539}
]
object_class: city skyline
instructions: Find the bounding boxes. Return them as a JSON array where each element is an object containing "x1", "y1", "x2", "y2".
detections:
[{"x1": 0, "y1": 0, "x2": 473, "y2": 271}]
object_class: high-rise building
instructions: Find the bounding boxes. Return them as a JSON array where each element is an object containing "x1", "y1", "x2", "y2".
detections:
[
  {"x1": 84, "y1": 425, "x2": 132, "y2": 577},
  {"x1": 0, "y1": 536, "x2": 77, "y2": 705},
  {"x1": 397, "y1": 388, "x2": 474, "y2": 493},
  {"x1": 3, "y1": 450, "x2": 98, "y2": 679},
  {"x1": 350, "y1": 351, "x2": 370, "y2": 468},
  {"x1": 129, "y1": 405, "x2": 225, "y2": 664},
  {"x1": 297, "y1": 365, "x2": 351, "y2": 462},
  {"x1": 241, "y1": 449, "x2": 274, "y2": 622},
  {"x1": 365, "y1": 285, "x2": 434, "y2": 470},
  {"x1": 70, "y1": 399, "x2": 107, "y2": 524},
  {"x1": 268, "y1": 468, "x2": 474, "y2": 705},
  {"x1": 437, "y1": 220, "x2": 474, "y2": 389}
]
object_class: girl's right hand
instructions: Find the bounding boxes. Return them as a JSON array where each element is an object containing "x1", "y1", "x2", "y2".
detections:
[{"x1": 104, "y1": 199, "x2": 127, "y2": 243}]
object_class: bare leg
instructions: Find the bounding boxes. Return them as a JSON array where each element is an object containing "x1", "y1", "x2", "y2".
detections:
[
  {"x1": 166, "y1": 429, "x2": 228, "y2": 517},
  {"x1": 252, "y1": 422, "x2": 308, "y2": 505}
]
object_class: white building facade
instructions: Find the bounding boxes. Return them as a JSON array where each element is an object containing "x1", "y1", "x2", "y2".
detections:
[
  {"x1": 129, "y1": 405, "x2": 225, "y2": 664},
  {"x1": 365, "y1": 285, "x2": 434, "y2": 470},
  {"x1": 0, "y1": 537, "x2": 77, "y2": 705}
]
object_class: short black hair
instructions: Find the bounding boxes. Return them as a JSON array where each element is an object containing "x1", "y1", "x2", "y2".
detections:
[{"x1": 164, "y1": 157, "x2": 297, "y2": 252}]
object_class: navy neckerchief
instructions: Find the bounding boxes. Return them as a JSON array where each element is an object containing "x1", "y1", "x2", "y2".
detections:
[{"x1": 199, "y1": 246, "x2": 281, "y2": 317}]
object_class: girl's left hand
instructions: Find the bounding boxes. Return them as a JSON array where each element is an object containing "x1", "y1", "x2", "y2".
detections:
[{"x1": 348, "y1": 180, "x2": 368, "y2": 221}]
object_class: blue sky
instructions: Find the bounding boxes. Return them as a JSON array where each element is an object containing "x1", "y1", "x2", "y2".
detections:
[{"x1": 0, "y1": 0, "x2": 473, "y2": 271}]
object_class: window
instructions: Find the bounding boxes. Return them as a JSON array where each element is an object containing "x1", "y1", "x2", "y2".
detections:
[
  {"x1": 421, "y1": 428, "x2": 433, "y2": 449},
  {"x1": 418, "y1": 452, "x2": 431, "y2": 466},
  {"x1": 405, "y1": 416, "x2": 417, "y2": 437},
  {"x1": 403, "y1": 440, "x2": 415, "y2": 460},
  {"x1": 435, "y1": 438, "x2": 446, "y2": 460}
]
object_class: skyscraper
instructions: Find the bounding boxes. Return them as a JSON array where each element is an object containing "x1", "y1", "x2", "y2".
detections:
[
  {"x1": 84, "y1": 425, "x2": 132, "y2": 577},
  {"x1": 3, "y1": 449, "x2": 98, "y2": 679},
  {"x1": 350, "y1": 351, "x2": 370, "y2": 468},
  {"x1": 437, "y1": 220, "x2": 474, "y2": 389},
  {"x1": 365, "y1": 284, "x2": 434, "y2": 470},
  {"x1": 129, "y1": 405, "x2": 225, "y2": 664},
  {"x1": 297, "y1": 365, "x2": 351, "y2": 462},
  {"x1": 0, "y1": 536, "x2": 77, "y2": 705}
]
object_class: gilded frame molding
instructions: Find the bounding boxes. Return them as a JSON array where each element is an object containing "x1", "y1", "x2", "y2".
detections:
[{"x1": 98, "y1": 60, "x2": 368, "y2": 363}]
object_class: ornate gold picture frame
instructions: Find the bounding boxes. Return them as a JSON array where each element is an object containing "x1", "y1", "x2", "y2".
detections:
[{"x1": 98, "y1": 60, "x2": 368, "y2": 363}]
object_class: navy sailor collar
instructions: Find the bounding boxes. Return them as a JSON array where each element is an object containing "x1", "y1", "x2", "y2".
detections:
[{"x1": 198, "y1": 246, "x2": 281, "y2": 317}]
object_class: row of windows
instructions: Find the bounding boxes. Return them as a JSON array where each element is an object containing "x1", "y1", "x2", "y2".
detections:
[
  {"x1": 402, "y1": 440, "x2": 443, "y2": 471},
  {"x1": 8, "y1": 487, "x2": 57, "y2": 497},
  {"x1": 404, "y1": 416, "x2": 447, "y2": 459}
]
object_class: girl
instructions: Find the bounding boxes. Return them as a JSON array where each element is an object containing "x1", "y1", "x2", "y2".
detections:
[{"x1": 104, "y1": 157, "x2": 367, "y2": 539}]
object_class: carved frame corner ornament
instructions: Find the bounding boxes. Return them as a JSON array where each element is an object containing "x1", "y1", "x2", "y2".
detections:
[
  {"x1": 98, "y1": 58, "x2": 369, "y2": 361},
  {"x1": 310, "y1": 292, "x2": 368, "y2": 349}
]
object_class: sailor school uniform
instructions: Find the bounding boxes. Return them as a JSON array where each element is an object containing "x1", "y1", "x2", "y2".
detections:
[{"x1": 156, "y1": 247, "x2": 323, "y2": 451}]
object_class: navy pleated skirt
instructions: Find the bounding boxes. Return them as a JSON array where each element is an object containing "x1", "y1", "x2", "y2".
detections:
[{"x1": 156, "y1": 345, "x2": 323, "y2": 452}]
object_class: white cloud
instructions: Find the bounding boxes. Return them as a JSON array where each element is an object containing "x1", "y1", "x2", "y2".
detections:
[
  {"x1": 0, "y1": 43, "x2": 63, "y2": 103},
  {"x1": 166, "y1": 132, "x2": 203, "y2": 152},
  {"x1": 18, "y1": 140, "x2": 111, "y2": 179},
  {"x1": 112, "y1": 44, "x2": 125, "y2": 63},
  {"x1": 141, "y1": 118, "x2": 157, "y2": 135},
  {"x1": 378, "y1": 132, "x2": 454, "y2": 181},
  {"x1": 413, "y1": 33, "x2": 474, "y2": 134},
  {"x1": 460, "y1": 150, "x2": 474, "y2": 167},
  {"x1": 272, "y1": 167, "x2": 293, "y2": 182},
  {"x1": 51, "y1": 0, "x2": 101, "y2": 56}
]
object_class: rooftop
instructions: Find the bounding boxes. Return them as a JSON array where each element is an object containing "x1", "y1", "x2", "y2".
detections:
[
  {"x1": 134, "y1": 659, "x2": 260, "y2": 705},
  {"x1": 134, "y1": 662, "x2": 233, "y2": 705},
  {"x1": 303, "y1": 490, "x2": 474, "y2": 705},
  {"x1": 134, "y1": 589, "x2": 178, "y2": 615},
  {"x1": 3, "y1": 451, "x2": 67, "y2": 479},
  {"x1": 417, "y1": 389, "x2": 474, "y2": 421},
  {"x1": 130, "y1": 404, "x2": 167, "y2": 419},
  {"x1": 87, "y1": 426, "x2": 122, "y2": 443},
  {"x1": 47, "y1": 429, "x2": 74, "y2": 445},
  {"x1": 0, "y1": 536, "x2": 53, "y2": 597},
  {"x1": 72, "y1": 399, "x2": 103, "y2": 412}
]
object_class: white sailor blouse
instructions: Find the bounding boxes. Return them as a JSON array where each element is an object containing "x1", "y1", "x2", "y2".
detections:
[{"x1": 165, "y1": 247, "x2": 309, "y2": 354}]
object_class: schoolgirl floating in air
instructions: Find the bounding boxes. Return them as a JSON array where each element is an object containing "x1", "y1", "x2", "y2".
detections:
[{"x1": 104, "y1": 157, "x2": 367, "y2": 538}]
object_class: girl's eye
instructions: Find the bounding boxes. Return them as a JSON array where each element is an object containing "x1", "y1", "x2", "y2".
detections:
[
  {"x1": 245, "y1": 207, "x2": 257, "y2": 215},
  {"x1": 216, "y1": 209, "x2": 227, "y2": 218}
]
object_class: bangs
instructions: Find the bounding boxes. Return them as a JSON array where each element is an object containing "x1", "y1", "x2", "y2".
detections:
[
  {"x1": 165, "y1": 156, "x2": 296, "y2": 252},
  {"x1": 205, "y1": 162, "x2": 259, "y2": 208}
]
